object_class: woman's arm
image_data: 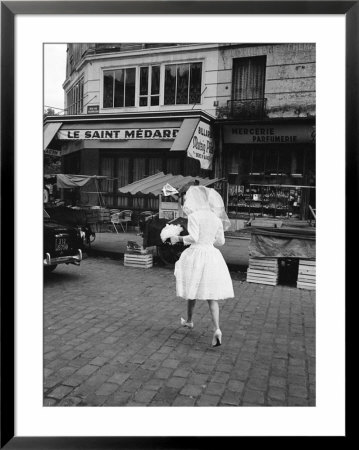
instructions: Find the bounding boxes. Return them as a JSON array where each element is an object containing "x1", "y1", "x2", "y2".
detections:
[
  {"x1": 181, "y1": 214, "x2": 199, "y2": 246},
  {"x1": 214, "y1": 220, "x2": 225, "y2": 246}
]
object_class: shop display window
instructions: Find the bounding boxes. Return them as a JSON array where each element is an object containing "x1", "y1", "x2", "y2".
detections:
[{"x1": 228, "y1": 183, "x2": 308, "y2": 219}]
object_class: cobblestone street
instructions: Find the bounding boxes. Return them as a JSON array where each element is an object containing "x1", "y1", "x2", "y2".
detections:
[{"x1": 44, "y1": 256, "x2": 315, "y2": 407}]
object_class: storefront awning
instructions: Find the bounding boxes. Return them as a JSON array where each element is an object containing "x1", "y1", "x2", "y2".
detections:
[
  {"x1": 56, "y1": 173, "x2": 107, "y2": 189},
  {"x1": 170, "y1": 118, "x2": 200, "y2": 152},
  {"x1": 118, "y1": 172, "x2": 220, "y2": 196},
  {"x1": 43, "y1": 122, "x2": 62, "y2": 150}
]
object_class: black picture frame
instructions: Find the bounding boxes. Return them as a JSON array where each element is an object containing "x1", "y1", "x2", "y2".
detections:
[{"x1": 1, "y1": 1, "x2": 354, "y2": 448}]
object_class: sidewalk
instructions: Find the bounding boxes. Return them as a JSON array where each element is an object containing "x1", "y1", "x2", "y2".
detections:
[{"x1": 86, "y1": 231, "x2": 251, "y2": 267}]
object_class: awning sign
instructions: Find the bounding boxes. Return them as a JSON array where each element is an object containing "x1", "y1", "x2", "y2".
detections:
[
  {"x1": 44, "y1": 148, "x2": 61, "y2": 157},
  {"x1": 57, "y1": 128, "x2": 179, "y2": 140},
  {"x1": 223, "y1": 123, "x2": 315, "y2": 144},
  {"x1": 187, "y1": 121, "x2": 214, "y2": 170}
]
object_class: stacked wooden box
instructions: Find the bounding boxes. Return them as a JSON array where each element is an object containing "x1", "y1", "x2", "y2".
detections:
[
  {"x1": 297, "y1": 259, "x2": 316, "y2": 290},
  {"x1": 246, "y1": 258, "x2": 279, "y2": 286},
  {"x1": 124, "y1": 241, "x2": 153, "y2": 268}
]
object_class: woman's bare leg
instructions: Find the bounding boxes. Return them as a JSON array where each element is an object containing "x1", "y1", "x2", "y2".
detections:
[
  {"x1": 187, "y1": 299, "x2": 196, "y2": 322},
  {"x1": 207, "y1": 300, "x2": 220, "y2": 330}
]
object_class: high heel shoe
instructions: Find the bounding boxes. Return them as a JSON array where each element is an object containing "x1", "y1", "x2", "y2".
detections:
[
  {"x1": 180, "y1": 317, "x2": 194, "y2": 329},
  {"x1": 212, "y1": 329, "x2": 222, "y2": 347}
]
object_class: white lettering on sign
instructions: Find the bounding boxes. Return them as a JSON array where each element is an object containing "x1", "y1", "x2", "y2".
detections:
[
  {"x1": 223, "y1": 124, "x2": 314, "y2": 144},
  {"x1": 57, "y1": 128, "x2": 180, "y2": 140},
  {"x1": 187, "y1": 121, "x2": 214, "y2": 170}
]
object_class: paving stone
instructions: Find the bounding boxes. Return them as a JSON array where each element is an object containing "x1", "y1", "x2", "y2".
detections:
[
  {"x1": 196, "y1": 394, "x2": 221, "y2": 406},
  {"x1": 289, "y1": 384, "x2": 308, "y2": 399},
  {"x1": 48, "y1": 385, "x2": 74, "y2": 400},
  {"x1": 220, "y1": 389, "x2": 241, "y2": 406},
  {"x1": 242, "y1": 389, "x2": 265, "y2": 405},
  {"x1": 180, "y1": 384, "x2": 204, "y2": 397}
]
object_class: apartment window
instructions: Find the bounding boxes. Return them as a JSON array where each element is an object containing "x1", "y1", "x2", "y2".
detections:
[
  {"x1": 103, "y1": 68, "x2": 136, "y2": 108},
  {"x1": 164, "y1": 62, "x2": 202, "y2": 105},
  {"x1": 66, "y1": 78, "x2": 84, "y2": 115},
  {"x1": 139, "y1": 66, "x2": 160, "y2": 106},
  {"x1": 232, "y1": 56, "x2": 266, "y2": 101}
]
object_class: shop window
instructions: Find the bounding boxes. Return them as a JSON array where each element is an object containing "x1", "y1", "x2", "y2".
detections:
[
  {"x1": 166, "y1": 158, "x2": 181, "y2": 175},
  {"x1": 148, "y1": 157, "x2": 162, "y2": 175},
  {"x1": 100, "y1": 157, "x2": 114, "y2": 192},
  {"x1": 66, "y1": 77, "x2": 84, "y2": 115},
  {"x1": 117, "y1": 158, "x2": 130, "y2": 187},
  {"x1": 250, "y1": 148, "x2": 266, "y2": 174},
  {"x1": 103, "y1": 68, "x2": 136, "y2": 108},
  {"x1": 139, "y1": 66, "x2": 160, "y2": 106},
  {"x1": 164, "y1": 62, "x2": 202, "y2": 105},
  {"x1": 133, "y1": 157, "x2": 146, "y2": 182}
]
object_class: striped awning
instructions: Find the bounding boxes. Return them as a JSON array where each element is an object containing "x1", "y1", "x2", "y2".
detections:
[
  {"x1": 43, "y1": 122, "x2": 62, "y2": 150},
  {"x1": 118, "y1": 172, "x2": 220, "y2": 196}
]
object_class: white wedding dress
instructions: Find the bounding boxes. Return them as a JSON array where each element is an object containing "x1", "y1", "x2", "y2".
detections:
[{"x1": 174, "y1": 209, "x2": 235, "y2": 300}]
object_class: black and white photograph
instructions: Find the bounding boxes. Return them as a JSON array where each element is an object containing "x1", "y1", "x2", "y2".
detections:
[{"x1": 43, "y1": 42, "x2": 316, "y2": 408}]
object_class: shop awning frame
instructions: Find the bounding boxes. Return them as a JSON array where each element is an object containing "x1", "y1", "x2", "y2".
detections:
[{"x1": 118, "y1": 172, "x2": 221, "y2": 197}]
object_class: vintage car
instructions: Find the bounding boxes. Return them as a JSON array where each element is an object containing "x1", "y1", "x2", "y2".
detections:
[{"x1": 43, "y1": 209, "x2": 83, "y2": 273}]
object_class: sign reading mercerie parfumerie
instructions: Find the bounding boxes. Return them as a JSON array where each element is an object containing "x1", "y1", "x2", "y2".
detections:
[
  {"x1": 187, "y1": 121, "x2": 214, "y2": 170},
  {"x1": 57, "y1": 128, "x2": 180, "y2": 140},
  {"x1": 223, "y1": 123, "x2": 315, "y2": 144}
]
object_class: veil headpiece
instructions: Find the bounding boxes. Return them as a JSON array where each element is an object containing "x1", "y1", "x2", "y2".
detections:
[{"x1": 182, "y1": 185, "x2": 231, "y2": 231}]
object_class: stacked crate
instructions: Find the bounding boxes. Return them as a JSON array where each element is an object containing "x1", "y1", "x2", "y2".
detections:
[
  {"x1": 246, "y1": 258, "x2": 279, "y2": 286},
  {"x1": 297, "y1": 259, "x2": 316, "y2": 290},
  {"x1": 124, "y1": 241, "x2": 153, "y2": 268}
]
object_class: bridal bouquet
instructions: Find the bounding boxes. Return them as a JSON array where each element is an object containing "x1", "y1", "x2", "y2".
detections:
[{"x1": 160, "y1": 224, "x2": 183, "y2": 244}]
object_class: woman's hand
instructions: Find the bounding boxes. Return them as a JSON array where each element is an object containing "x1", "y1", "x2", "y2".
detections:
[{"x1": 170, "y1": 236, "x2": 181, "y2": 245}]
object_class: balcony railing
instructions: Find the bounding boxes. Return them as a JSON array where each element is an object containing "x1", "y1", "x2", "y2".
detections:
[{"x1": 227, "y1": 98, "x2": 267, "y2": 119}]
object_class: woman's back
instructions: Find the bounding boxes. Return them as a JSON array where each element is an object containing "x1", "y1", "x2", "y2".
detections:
[{"x1": 187, "y1": 210, "x2": 225, "y2": 246}]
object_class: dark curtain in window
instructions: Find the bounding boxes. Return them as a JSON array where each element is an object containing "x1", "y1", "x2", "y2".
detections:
[
  {"x1": 166, "y1": 158, "x2": 181, "y2": 175},
  {"x1": 125, "y1": 68, "x2": 136, "y2": 107},
  {"x1": 189, "y1": 63, "x2": 202, "y2": 104},
  {"x1": 151, "y1": 66, "x2": 160, "y2": 95},
  {"x1": 100, "y1": 157, "x2": 114, "y2": 192},
  {"x1": 133, "y1": 157, "x2": 146, "y2": 182},
  {"x1": 117, "y1": 157, "x2": 129, "y2": 187},
  {"x1": 164, "y1": 65, "x2": 176, "y2": 105},
  {"x1": 176, "y1": 64, "x2": 189, "y2": 104},
  {"x1": 148, "y1": 158, "x2": 162, "y2": 176},
  {"x1": 114, "y1": 70, "x2": 124, "y2": 107},
  {"x1": 104, "y1": 72, "x2": 114, "y2": 108},
  {"x1": 232, "y1": 56, "x2": 266, "y2": 100}
]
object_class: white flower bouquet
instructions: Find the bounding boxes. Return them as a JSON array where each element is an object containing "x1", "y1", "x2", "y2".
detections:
[{"x1": 160, "y1": 224, "x2": 183, "y2": 244}]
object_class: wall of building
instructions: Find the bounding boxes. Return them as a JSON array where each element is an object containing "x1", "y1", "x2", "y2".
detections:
[
  {"x1": 64, "y1": 44, "x2": 222, "y2": 117},
  {"x1": 216, "y1": 43, "x2": 316, "y2": 118}
]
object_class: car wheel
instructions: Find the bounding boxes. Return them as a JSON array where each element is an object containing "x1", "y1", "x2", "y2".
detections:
[{"x1": 44, "y1": 265, "x2": 57, "y2": 274}]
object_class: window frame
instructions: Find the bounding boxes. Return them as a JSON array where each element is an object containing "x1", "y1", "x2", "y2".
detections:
[
  {"x1": 164, "y1": 61, "x2": 203, "y2": 106},
  {"x1": 138, "y1": 65, "x2": 161, "y2": 107},
  {"x1": 66, "y1": 76, "x2": 84, "y2": 115},
  {"x1": 103, "y1": 66, "x2": 137, "y2": 109}
]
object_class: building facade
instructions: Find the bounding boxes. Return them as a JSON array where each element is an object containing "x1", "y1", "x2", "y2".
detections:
[{"x1": 44, "y1": 43, "x2": 315, "y2": 218}]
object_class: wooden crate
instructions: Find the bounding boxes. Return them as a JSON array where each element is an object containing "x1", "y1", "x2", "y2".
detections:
[
  {"x1": 124, "y1": 253, "x2": 153, "y2": 269},
  {"x1": 247, "y1": 258, "x2": 279, "y2": 286},
  {"x1": 297, "y1": 259, "x2": 316, "y2": 290}
]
